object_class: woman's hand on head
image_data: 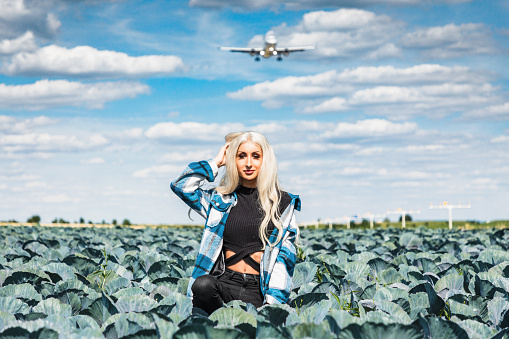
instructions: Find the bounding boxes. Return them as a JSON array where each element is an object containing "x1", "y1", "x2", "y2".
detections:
[{"x1": 214, "y1": 143, "x2": 229, "y2": 168}]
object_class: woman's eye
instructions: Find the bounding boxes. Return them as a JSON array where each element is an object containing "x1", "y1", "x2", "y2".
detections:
[
  {"x1": 237, "y1": 153, "x2": 245, "y2": 159},
  {"x1": 253, "y1": 154, "x2": 260, "y2": 159}
]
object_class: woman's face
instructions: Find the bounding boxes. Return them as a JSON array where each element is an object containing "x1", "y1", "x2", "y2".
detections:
[{"x1": 236, "y1": 140, "x2": 263, "y2": 188}]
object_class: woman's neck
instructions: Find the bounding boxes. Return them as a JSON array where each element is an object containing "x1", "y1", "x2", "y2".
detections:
[{"x1": 239, "y1": 179, "x2": 257, "y2": 188}]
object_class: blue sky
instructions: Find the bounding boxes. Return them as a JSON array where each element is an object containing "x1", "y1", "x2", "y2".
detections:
[{"x1": 1, "y1": 0, "x2": 508, "y2": 225}]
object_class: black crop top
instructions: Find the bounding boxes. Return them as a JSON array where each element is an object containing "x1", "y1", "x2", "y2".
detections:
[{"x1": 223, "y1": 186, "x2": 291, "y2": 272}]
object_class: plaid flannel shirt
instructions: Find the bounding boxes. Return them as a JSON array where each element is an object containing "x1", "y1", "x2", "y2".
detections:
[{"x1": 170, "y1": 159, "x2": 301, "y2": 305}]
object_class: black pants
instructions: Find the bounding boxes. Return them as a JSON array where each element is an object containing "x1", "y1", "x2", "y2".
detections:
[{"x1": 191, "y1": 268, "x2": 264, "y2": 315}]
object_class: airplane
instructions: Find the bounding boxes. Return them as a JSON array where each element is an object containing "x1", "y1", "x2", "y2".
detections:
[{"x1": 219, "y1": 31, "x2": 314, "y2": 61}]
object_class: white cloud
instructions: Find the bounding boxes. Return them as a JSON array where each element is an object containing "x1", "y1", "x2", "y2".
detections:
[
  {"x1": 145, "y1": 121, "x2": 245, "y2": 141},
  {"x1": 81, "y1": 157, "x2": 105, "y2": 164},
  {"x1": 0, "y1": 31, "x2": 36, "y2": 55},
  {"x1": 264, "y1": 9, "x2": 404, "y2": 59},
  {"x1": 42, "y1": 193, "x2": 74, "y2": 204},
  {"x1": 302, "y1": 97, "x2": 348, "y2": 113},
  {"x1": 161, "y1": 150, "x2": 214, "y2": 163},
  {"x1": 227, "y1": 70, "x2": 350, "y2": 102},
  {"x1": 189, "y1": 0, "x2": 470, "y2": 10},
  {"x1": 401, "y1": 23, "x2": 495, "y2": 58},
  {"x1": 0, "y1": 79, "x2": 150, "y2": 110},
  {"x1": 491, "y1": 135, "x2": 509, "y2": 143},
  {"x1": 0, "y1": 115, "x2": 56, "y2": 133},
  {"x1": 117, "y1": 128, "x2": 144, "y2": 139},
  {"x1": 0, "y1": 0, "x2": 60, "y2": 39},
  {"x1": 3, "y1": 45, "x2": 187, "y2": 77},
  {"x1": 365, "y1": 43, "x2": 401, "y2": 60},
  {"x1": 25, "y1": 181, "x2": 48, "y2": 188},
  {"x1": 228, "y1": 64, "x2": 497, "y2": 118},
  {"x1": 133, "y1": 164, "x2": 183, "y2": 178},
  {"x1": 465, "y1": 102, "x2": 509, "y2": 120},
  {"x1": 319, "y1": 119, "x2": 417, "y2": 139},
  {"x1": 0, "y1": 132, "x2": 109, "y2": 153}
]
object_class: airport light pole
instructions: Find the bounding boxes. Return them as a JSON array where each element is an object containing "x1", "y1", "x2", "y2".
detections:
[
  {"x1": 363, "y1": 212, "x2": 386, "y2": 229},
  {"x1": 429, "y1": 201, "x2": 471, "y2": 230},
  {"x1": 386, "y1": 208, "x2": 421, "y2": 229}
]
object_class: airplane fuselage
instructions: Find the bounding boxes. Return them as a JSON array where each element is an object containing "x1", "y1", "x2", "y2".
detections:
[{"x1": 261, "y1": 33, "x2": 278, "y2": 58}]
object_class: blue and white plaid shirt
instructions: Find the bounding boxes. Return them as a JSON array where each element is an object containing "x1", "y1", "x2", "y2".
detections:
[{"x1": 170, "y1": 159, "x2": 301, "y2": 305}]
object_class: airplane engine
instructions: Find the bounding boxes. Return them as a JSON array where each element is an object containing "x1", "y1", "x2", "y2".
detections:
[
  {"x1": 284, "y1": 49, "x2": 290, "y2": 56},
  {"x1": 250, "y1": 49, "x2": 256, "y2": 56}
]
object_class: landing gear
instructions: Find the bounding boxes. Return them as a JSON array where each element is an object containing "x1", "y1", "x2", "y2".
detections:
[
  {"x1": 255, "y1": 56, "x2": 260, "y2": 62},
  {"x1": 277, "y1": 56, "x2": 283, "y2": 61}
]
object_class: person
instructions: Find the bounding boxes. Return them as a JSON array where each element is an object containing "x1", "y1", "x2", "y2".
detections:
[{"x1": 170, "y1": 131, "x2": 301, "y2": 315}]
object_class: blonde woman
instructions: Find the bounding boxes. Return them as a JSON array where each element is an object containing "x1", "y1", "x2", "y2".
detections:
[{"x1": 170, "y1": 131, "x2": 301, "y2": 315}]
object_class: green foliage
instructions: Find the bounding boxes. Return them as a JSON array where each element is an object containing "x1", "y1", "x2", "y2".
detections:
[
  {"x1": 26, "y1": 215, "x2": 40, "y2": 223},
  {"x1": 1, "y1": 225, "x2": 509, "y2": 338},
  {"x1": 399, "y1": 215, "x2": 413, "y2": 222}
]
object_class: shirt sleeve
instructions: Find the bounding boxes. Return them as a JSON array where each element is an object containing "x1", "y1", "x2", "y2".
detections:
[{"x1": 170, "y1": 159, "x2": 219, "y2": 219}]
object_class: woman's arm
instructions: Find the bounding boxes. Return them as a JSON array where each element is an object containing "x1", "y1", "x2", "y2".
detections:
[
  {"x1": 170, "y1": 143, "x2": 229, "y2": 219},
  {"x1": 170, "y1": 160, "x2": 218, "y2": 219}
]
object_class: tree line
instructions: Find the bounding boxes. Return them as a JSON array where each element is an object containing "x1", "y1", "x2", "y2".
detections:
[{"x1": 25, "y1": 215, "x2": 132, "y2": 226}]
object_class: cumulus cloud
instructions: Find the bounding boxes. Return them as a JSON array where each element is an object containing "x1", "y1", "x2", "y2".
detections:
[
  {"x1": 0, "y1": 115, "x2": 56, "y2": 133},
  {"x1": 318, "y1": 119, "x2": 417, "y2": 139},
  {"x1": 0, "y1": 132, "x2": 109, "y2": 153},
  {"x1": 0, "y1": 31, "x2": 37, "y2": 55},
  {"x1": 401, "y1": 23, "x2": 495, "y2": 58},
  {"x1": 0, "y1": 0, "x2": 60, "y2": 39},
  {"x1": 3, "y1": 45, "x2": 187, "y2": 77},
  {"x1": 81, "y1": 157, "x2": 105, "y2": 164},
  {"x1": 161, "y1": 150, "x2": 214, "y2": 163},
  {"x1": 133, "y1": 164, "x2": 183, "y2": 178},
  {"x1": 0, "y1": 79, "x2": 150, "y2": 110},
  {"x1": 249, "y1": 9, "x2": 404, "y2": 60},
  {"x1": 217, "y1": 8, "x2": 491, "y2": 62},
  {"x1": 42, "y1": 193, "x2": 74, "y2": 204},
  {"x1": 228, "y1": 64, "x2": 497, "y2": 118},
  {"x1": 189, "y1": 0, "x2": 471, "y2": 10},
  {"x1": 145, "y1": 121, "x2": 246, "y2": 142},
  {"x1": 491, "y1": 135, "x2": 509, "y2": 143},
  {"x1": 464, "y1": 102, "x2": 509, "y2": 120}
]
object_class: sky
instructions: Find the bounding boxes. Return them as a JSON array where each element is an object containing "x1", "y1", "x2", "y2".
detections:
[{"x1": 1, "y1": 0, "x2": 508, "y2": 225}]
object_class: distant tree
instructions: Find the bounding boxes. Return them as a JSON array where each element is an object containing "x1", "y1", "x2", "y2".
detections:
[
  {"x1": 122, "y1": 219, "x2": 131, "y2": 226},
  {"x1": 360, "y1": 219, "x2": 370, "y2": 228},
  {"x1": 112, "y1": 219, "x2": 117, "y2": 225},
  {"x1": 102, "y1": 220, "x2": 105, "y2": 224},
  {"x1": 399, "y1": 215, "x2": 412, "y2": 222},
  {"x1": 52, "y1": 218, "x2": 57, "y2": 223},
  {"x1": 383, "y1": 217, "x2": 390, "y2": 223},
  {"x1": 79, "y1": 217, "x2": 85, "y2": 224},
  {"x1": 88, "y1": 221, "x2": 93, "y2": 224},
  {"x1": 58, "y1": 218, "x2": 69, "y2": 224},
  {"x1": 27, "y1": 215, "x2": 41, "y2": 223}
]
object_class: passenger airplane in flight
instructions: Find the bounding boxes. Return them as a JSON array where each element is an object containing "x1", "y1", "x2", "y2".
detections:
[{"x1": 219, "y1": 31, "x2": 314, "y2": 61}]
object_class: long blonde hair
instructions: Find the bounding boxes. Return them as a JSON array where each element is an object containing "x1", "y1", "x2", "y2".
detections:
[{"x1": 216, "y1": 132, "x2": 283, "y2": 248}]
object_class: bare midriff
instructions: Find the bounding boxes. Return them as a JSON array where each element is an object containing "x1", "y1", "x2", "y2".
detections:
[{"x1": 225, "y1": 249, "x2": 262, "y2": 274}]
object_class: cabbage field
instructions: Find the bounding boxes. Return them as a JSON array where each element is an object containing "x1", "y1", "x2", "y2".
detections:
[{"x1": 1, "y1": 225, "x2": 509, "y2": 338}]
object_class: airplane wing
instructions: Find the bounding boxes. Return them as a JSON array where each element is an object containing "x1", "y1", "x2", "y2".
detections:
[
  {"x1": 276, "y1": 46, "x2": 315, "y2": 54},
  {"x1": 219, "y1": 47, "x2": 264, "y2": 53}
]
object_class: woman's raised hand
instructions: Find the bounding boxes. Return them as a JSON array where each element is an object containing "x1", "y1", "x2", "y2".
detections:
[{"x1": 214, "y1": 143, "x2": 229, "y2": 168}]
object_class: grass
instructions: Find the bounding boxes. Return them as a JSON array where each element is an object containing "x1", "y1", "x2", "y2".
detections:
[{"x1": 301, "y1": 220, "x2": 509, "y2": 230}]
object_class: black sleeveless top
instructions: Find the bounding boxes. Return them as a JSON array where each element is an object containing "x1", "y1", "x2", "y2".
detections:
[{"x1": 223, "y1": 186, "x2": 291, "y2": 273}]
